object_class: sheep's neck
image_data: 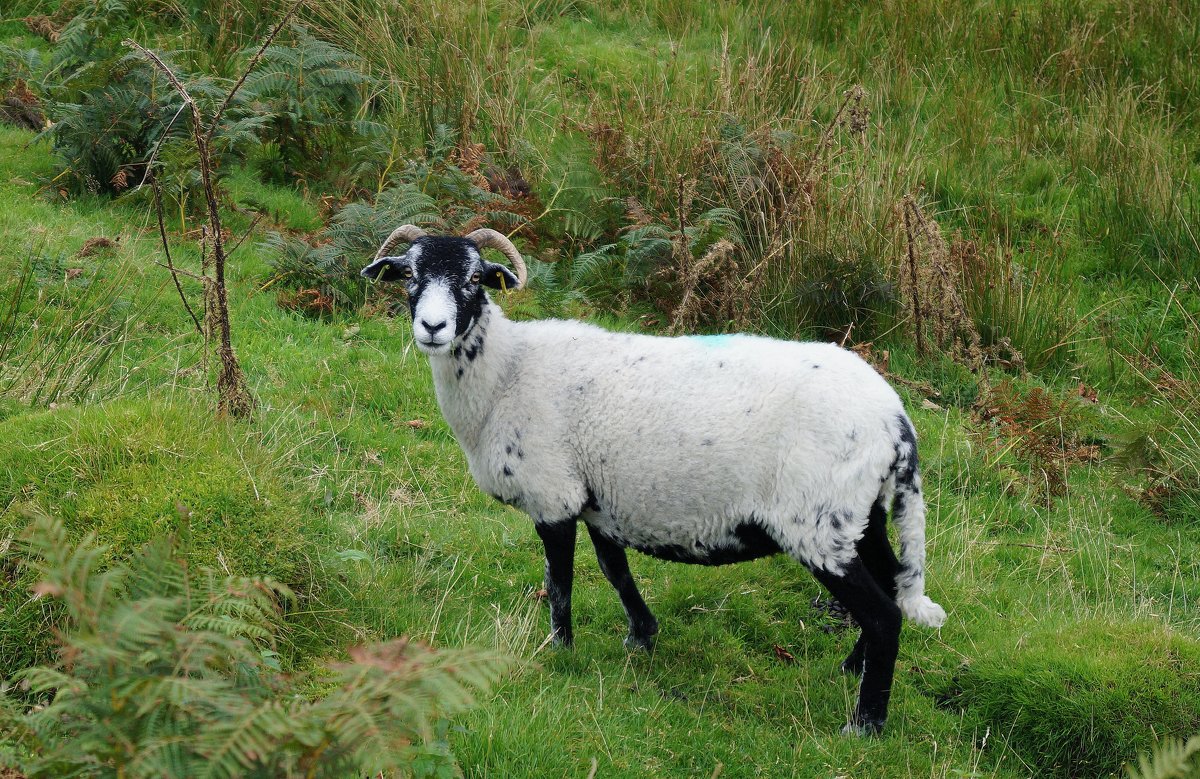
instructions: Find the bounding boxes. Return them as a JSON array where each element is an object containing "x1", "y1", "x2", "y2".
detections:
[{"x1": 428, "y1": 300, "x2": 516, "y2": 450}]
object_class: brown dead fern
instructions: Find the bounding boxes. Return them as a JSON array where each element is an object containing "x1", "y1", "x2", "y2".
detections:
[
  {"x1": 666, "y1": 238, "x2": 740, "y2": 333},
  {"x1": 900, "y1": 194, "x2": 983, "y2": 366},
  {"x1": 899, "y1": 194, "x2": 1028, "y2": 375},
  {"x1": 974, "y1": 379, "x2": 1098, "y2": 500},
  {"x1": 0, "y1": 79, "x2": 46, "y2": 132},
  {"x1": 22, "y1": 15, "x2": 59, "y2": 42}
]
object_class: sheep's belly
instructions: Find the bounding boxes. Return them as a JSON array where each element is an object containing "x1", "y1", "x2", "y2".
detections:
[{"x1": 589, "y1": 518, "x2": 782, "y2": 566}]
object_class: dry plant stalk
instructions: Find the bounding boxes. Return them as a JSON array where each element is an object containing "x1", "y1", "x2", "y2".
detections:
[
  {"x1": 806, "y1": 85, "x2": 866, "y2": 186},
  {"x1": 123, "y1": 1, "x2": 304, "y2": 418},
  {"x1": 667, "y1": 238, "x2": 740, "y2": 334},
  {"x1": 127, "y1": 40, "x2": 253, "y2": 417},
  {"x1": 900, "y1": 194, "x2": 992, "y2": 371},
  {"x1": 659, "y1": 174, "x2": 753, "y2": 334}
]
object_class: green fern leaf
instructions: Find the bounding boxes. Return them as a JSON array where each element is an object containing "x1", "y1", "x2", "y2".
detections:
[{"x1": 1126, "y1": 736, "x2": 1200, "y2": 779}]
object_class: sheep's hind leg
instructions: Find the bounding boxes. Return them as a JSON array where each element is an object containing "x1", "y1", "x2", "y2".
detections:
[
  {"x1": 842, "y1": 500, "x2": 901, "y2": 677},
  {"x1": 811, "y1": 557, "x2": 902, "y2": 736},
  {"x1": 586, "y1": 524, "x2": 659, "y2": 651},
  {"x1": 535, "y1": 520, "x2": 577, "y2": 646}
]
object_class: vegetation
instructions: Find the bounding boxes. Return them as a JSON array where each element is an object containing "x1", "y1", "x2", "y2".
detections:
[
  {"x1": 1, "y1": 0, "x2": 1198, "y2": 776},
  {"x1": 1, "y1": 513, "x2": 507, "y2": 778}
]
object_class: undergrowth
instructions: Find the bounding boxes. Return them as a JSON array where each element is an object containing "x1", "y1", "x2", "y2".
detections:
[
  {"x1": 0, "y1": 250, "x2": 135, "y2": 406},
  {"x1": 1120, "y1": 300, "x2": 1200, "y2": 524},
  {"x1": 2, "y1": 1, "x2": 1199, "y2": 776},
  {"x1": 935, "y1": 618, "x2": 1200, "y2": 778},
  {"x1": 0, "y1": 513, "x2": 509, "y2": 779}
]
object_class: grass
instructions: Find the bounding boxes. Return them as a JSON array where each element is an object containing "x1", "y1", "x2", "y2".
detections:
[
  {"x1": 0, "y1": 145, "x2": 1195, "y2": 779},
  {"x1": 941, "y1": 618, "x2": 1200, "y2": 777},
  {"x1": 2, "y1": 1, "x2": 1200, "y2": 776}
]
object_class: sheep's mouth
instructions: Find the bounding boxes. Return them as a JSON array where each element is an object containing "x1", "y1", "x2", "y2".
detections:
[{"x1": 414, "y1": 337, "x2": 452, "y2": 355}]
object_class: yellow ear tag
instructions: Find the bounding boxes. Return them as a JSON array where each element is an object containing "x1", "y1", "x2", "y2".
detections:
[{"x1": 497, "y1": 271, "x2": 508, "y2": 293}]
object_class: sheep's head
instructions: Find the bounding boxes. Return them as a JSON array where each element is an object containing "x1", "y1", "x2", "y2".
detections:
[{"x1": 361, "y1": 226, "x2": 526, "y2": 356}]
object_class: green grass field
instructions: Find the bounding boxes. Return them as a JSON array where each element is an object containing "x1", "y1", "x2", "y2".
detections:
[{"x1": 2, "y1": 1, "x2": 1199, "y2": 776}]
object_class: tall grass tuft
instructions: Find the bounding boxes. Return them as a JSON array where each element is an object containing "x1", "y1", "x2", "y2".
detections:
[
  {"x1": 1125, "y1": 735, "x2": 1200, "y2": 779},
  {"x1": 956, "y1": 239, "x2": 1079, "y2": 372},
  {"x1": 1067, "y1": 86, "x2": 1199, "y2": 279},
  {"x1": 0, "y1": 251, "x2": 135, "y2": 407},
  {"x1": 1122, "y1": 298, "x2": 1200, "y2": 523}
]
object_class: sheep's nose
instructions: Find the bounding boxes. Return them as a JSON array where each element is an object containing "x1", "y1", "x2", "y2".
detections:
[{"x1": 421, "y1": 319, "x2": 447, "y2": 334}]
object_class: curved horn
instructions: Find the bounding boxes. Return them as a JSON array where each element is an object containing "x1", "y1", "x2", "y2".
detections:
[
  {"x1": 374, "y1": 224, "x2": 428, "y2": 260},
  {"x1": 464, "y1": 228, "x2": 527, "y2": 289}
]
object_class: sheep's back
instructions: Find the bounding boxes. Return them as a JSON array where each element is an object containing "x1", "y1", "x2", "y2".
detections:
[{"x1": 512, "y1": 326, "x2": 905, "y2": 555}]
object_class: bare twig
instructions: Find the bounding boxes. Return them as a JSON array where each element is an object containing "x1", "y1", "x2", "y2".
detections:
[
  {"x1": 226, "y1": 212, "x2": 265, "y2": 259},
  {"x1": 153, "y1": 262, "x2": 209, "y2": 284},
  {"x1": 126, "y1": 37, "x2": 255, "y2": 417},
  {"x1": 151, "y1": 179, "x2": 204, "y2": 336},
  {"x1": 980, "y1": 541, "x2": 1074, "y2": 554},
  {"x1": 136, "y1": 101, "x2": 187, "y2": 192},
  {"x1": 206, "y1": 0, "x2": 305, "y2": 140},
  {"x1": 124, "y1": 42, "x2": 203, "y2": 131},
  {"x1": 806, "y1": 85, "x2": 864, "y2": 174},
  {"x1": 901, "y1": 195, "x2": 926, "y2": 356}
]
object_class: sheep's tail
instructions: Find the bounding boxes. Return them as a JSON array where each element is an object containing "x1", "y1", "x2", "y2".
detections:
[{"x1": 889, "y1": 415, "x2": 947, "y2": 628}]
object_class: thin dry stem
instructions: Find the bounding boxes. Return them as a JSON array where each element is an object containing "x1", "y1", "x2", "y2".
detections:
[
  {"x1": 207, "y1": 0, "x2": 306, "y2": 141},
  {"x1": 126, "y1": 38, "x2": 256, "y2": 417},
  {"x1": 151, "y1": 179, "x2": 204, "y2": 336}
]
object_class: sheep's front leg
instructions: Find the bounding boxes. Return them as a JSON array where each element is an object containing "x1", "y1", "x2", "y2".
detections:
[
  {"x1": 585, "y1": 524, "x2": 658, "y2": 651},
  {"x1": 535, "y1": 520, "x2": 577, "y2": 646}
]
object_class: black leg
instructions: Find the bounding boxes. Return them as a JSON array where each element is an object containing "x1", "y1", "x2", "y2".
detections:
[
  {"x1": 811, "y1": 557, "x2": 902, "y2": 735},
  {"x1": 843, "y1": 501, "x2": 902, "y2": 677},
  {"x1": 858, "y1": 500, "x2": 901, "y2": 600},
  {"x1": 841, "y1": 635, "x2": 868, "y2": 677},
  {"x1": 535, "y1": 520, "x2": 577, "y2": 646},
  {"x1": 585, "y1": 524, "x2": 658, "y2": 651}
]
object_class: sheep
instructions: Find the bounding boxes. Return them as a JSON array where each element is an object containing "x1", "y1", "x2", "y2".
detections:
[{"x1": 361, "y1": 225, "x2": 947, "y2": 735}]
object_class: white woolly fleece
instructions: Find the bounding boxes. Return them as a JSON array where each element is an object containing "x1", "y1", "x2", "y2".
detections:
[{"x1": 426, "y1": 302, "x2": 945, "y2": 623}]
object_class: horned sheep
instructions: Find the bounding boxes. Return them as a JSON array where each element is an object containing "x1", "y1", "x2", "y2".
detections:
[{"x1": 361, "y1": 225, "x2": 946, "y2": 735}]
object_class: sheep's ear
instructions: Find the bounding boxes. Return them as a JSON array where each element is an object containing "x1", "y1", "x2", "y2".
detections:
[
  {"x1": 481, "y1": 261, "x2": 520, "y2": 291},
  {"x1": 360, "y1": 257, "x2": 411, "y2": 283}
]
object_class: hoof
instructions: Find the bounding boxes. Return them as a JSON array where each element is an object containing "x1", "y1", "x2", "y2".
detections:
[
  {"x1": 841, "y1": 718, "x2": 884, "y2": 737},
  {"x1": 549, "y1": 631, "x2": 574, "y2": 648},
  {"x1": 623, "y1": 632, "x2": 656, "y2": 652},
  {"x1": 840, "y1": 655, "x2": 865, "y2": 676}
]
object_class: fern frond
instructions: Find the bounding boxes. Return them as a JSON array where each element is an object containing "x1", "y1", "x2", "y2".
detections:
[
  {"x1": 1126, "y1": 736, "x2": 1200, "y2": 779},
  {"x1": 569, "y1": 244, "x2": 621, "y2": 287},
  {"x1": 14, "y1": 667, "x2": 87, "y2": 698},
  {"x1": 200, "y1": 701, "x2": 298, "y2": 779},
  {"x1": 7, "y1": 516, "x2": 507, "y2": 779}
]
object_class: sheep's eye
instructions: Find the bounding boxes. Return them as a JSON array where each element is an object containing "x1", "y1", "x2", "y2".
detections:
[
  {"x1": 469, "y1": 272, "x2": 481, "y2": 285},
  {"x1": 401, "y1": 266, "x2": 413, "y2": 279}
]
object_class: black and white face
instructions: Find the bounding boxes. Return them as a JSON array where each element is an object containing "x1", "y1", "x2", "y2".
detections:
[{"x1": 360, "y1": 236, "x2": 520, "y2": 356}]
